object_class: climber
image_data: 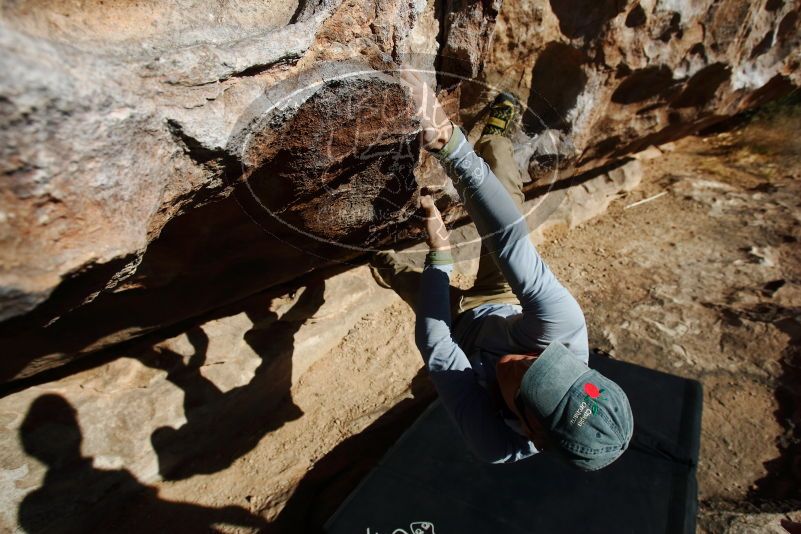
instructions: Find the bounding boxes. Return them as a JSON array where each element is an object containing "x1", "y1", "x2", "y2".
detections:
[{"x1": 371, "y1": 68, "x2": 633, "y2": 468}]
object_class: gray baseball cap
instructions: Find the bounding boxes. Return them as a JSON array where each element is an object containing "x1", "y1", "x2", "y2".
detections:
[{"x1": 519, "y1": 342, "x2": 633, "y2": 471}]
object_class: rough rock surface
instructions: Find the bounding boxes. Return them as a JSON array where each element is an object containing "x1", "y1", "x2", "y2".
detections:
[
  {"x1": 0, "y1": 0, "x2": 438, "y2": 381},
  {"x1": 700, "y1": 510, "x2": 801, "y2": 534},
  {"x1": 0, "y1": 265, "x2": 410, "y2": 532},
  {"x1": 1, "y1": 0, "x2": 798, "y2": 381},
  {"x1": 476, "y1": 0, "x2": 801, "y2": 175}
]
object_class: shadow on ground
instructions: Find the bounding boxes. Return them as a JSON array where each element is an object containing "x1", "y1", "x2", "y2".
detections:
[
  {"x1": 17, "y1": 394, "x2": 268, "y2": 533},
  {"x1": 138, "y1": 280, "x2": 325, "y2": 480},
  {"x1": 749, "y1": 304, "x2": 801, "y2": 503},
  {"x1": 14, "y1": 275, "x2": 329, "y2": 531}
]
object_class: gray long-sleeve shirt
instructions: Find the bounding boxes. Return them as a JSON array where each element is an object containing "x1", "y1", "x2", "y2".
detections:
[{"x1": 414, "y1": 125, "x2": 589, "y2": 464}]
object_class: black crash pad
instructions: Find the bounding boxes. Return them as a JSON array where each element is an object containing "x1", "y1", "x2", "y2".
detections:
[{"x1": 325, "y1": 353, "x2": 703, "y2": 534}]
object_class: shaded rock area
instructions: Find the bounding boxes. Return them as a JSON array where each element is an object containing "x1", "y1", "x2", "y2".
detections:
[
  {"x1": 0, "y1": 264, "x2": 416, "y2": 532},
  {"x1": 1, "y1": 0, "x2": 799, "y2": 382},
  {"x1": 0, "y1": 0, "x2": 443, "y2": 382}
]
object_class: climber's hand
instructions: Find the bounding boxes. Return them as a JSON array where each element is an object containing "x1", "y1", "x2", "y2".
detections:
[
  {"x1": 399, "y1": 66, "x2": 453, "y2": 151},
  {"x1": 420, "y1": 191, "x2": 450, "y2": 251}
]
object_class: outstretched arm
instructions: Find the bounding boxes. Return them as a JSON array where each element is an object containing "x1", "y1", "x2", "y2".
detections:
[
  {"x1": 414, "y1": 193, "x2": 537, "y2": 463},
  {"x1": 401, "y1": 68, "x2": 588, "y2": 360}
]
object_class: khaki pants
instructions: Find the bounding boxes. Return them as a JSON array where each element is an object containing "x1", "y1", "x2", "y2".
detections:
[
  {"x1": 370, "y1": 134, "x2": 524, "y2": 318},
  {"x1": 457, "y1": 134, "x2": 524, "y2": 313}
]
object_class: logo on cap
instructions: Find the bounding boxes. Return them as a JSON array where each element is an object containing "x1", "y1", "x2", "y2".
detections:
[
  {"x1": 583, "y1": 383, "x2": 606, "y2": 414},
  {"x1": 569, "y1": 383, "x2": 609, "y2": 428}
]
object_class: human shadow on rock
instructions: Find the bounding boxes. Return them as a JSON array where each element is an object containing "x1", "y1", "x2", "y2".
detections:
[
  {"x1": 141, "y1": 281, "x2": 326, "y2": 480},
  {"x1": 17, "y1": 394, "x2": 267, "y2": 534}
]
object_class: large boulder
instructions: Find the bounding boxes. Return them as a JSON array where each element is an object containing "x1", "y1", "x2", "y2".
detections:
[
  {"x1": 0, "y1": 0, "x2": 798, "y2": 382},
  {"x1": 0, "y1": 0, "x2": 446, "y2": 381}
]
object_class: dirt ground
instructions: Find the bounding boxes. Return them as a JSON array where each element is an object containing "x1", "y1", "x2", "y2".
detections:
[
  {"x1": 542, "y1": 105, "x2": 801, "y2": 531},
  {"x1": 100, "y1": 103, "x2": 801, "y2": 533}
]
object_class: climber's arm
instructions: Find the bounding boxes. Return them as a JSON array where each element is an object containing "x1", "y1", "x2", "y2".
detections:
[
  {"x1": 431, "y1": 126, "x2": 589, "y2": 358},
  {"x1": 414, "y1": 253, "x2": 537, "y2": 464},
  {"x1": 400, "y1": 66, "x2": 587, "y2": 358}
]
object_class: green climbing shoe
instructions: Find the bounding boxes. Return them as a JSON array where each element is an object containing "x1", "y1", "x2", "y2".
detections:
[{"x1": 480, "y1": 92, "x2": 520, "y2": 138}]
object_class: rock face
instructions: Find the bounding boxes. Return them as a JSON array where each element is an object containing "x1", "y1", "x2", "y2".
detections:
[
  {"x1": 0, "y1": 0, "x2": 798, "y2": 382},
  {"x1": 0, "y1": 0, "x2": 438, "y2": 382},
  {"x1": 0, "y1": 265, "x2": 418, "y2": 533},
  {"x1": 474, "y1": 0, "x2": 801, "y2": 176}
]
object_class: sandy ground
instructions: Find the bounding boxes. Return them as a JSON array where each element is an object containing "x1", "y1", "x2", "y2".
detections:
[
  {"x1": 102, "y1": 105, "x2": 801, "y2": 533},
  {"x1": 542, "y1": 109, "x2": 801, "y2": 530}
]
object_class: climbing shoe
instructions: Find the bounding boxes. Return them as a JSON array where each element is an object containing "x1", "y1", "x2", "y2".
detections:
[{"x1": 481, "y1": 92, "x2": 520, "y2": 138}]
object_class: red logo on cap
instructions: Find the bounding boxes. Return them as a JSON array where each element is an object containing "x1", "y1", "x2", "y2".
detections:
[
  {"x1": 584, "y1": 383, "x2": 601, "y2": 398},
  {"x1": 583, "y1": 383, "x2": 606, "y2": 414}
]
